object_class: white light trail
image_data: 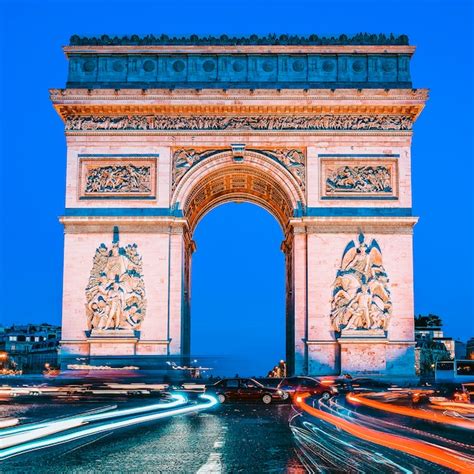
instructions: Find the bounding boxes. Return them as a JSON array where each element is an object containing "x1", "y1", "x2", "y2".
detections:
[
  {"x1": 0, "y1": 394, "x2": 186, "y2": 439},
  {"x1": 0, "y1": 394, "x2": 218, "y2": 460}
]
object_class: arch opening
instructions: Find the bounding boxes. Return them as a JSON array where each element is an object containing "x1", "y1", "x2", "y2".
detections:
[
  {"x1": 190, "y1": 202, "x2": 285, "y2": 377},
  {"x1": 175, "y1": 150, "x2": 303, "y2": 376}
]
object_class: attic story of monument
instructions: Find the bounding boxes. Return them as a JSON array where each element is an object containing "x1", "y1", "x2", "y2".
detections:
[{"x1": 53, "y1": 34, "x2": 428, "y2": 376}]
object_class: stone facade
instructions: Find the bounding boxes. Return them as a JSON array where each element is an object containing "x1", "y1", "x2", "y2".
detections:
[{"x1": 53, "y1": 35, "x2": 427, "y2": 377}]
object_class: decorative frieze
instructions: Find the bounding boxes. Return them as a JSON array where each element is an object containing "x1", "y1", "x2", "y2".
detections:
[
  {"x1": 172, "y1": 148, "x2": 306, "y2": 191},
  {"x1": 321, "y1": 158, "x2": 398, "y2": 199},
  {"x1": 85, "y1": 228, "x2": 147, "y2": 333},
  {"x1": 65, "y1": 114, "x2": 413, "y2": 132},
  {"x1": 330, "y1": 233, "x2": 392, "y2": 334},
  {"x1": 79, "y1": 157, "x2": 156, "y2": 199}
]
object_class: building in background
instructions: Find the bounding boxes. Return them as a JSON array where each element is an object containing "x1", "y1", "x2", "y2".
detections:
[
  {"x1": 0, "y1": 324, "x2": 61, "y2": 373},
  {"x1": 467, "y1": 338, "x2": 474, "y2": 360},
  {"x1": 455, "y1": 340, "x2": 467, "y2": 360},
  {"x1": 414, "y1": 315, "x2": 454, "y2": 375}
]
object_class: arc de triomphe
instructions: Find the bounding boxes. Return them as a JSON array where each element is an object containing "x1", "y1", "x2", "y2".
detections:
[{"x1": 52, "y1": 34, "x2": 427, "y2": 376}]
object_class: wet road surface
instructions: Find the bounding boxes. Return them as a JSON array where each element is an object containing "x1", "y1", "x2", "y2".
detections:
[
  {"x1": 1, "y1": 400, "x2": 305, "y2": 473},
  {"x1": 1, "y1": 392, "x2": 473, "y2": 473}
]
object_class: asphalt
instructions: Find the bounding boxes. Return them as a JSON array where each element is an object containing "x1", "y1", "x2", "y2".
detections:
[
  {"x1": 1, "y1": 393, "x2": 473, "y2": 473},
  {"x1": 1, "y1": 400, "x2": 305, "y2": 473}
]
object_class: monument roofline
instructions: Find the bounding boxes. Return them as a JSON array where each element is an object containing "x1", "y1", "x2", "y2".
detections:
[
  {"x1": 63, "y1": 34, "x2": 416, "y2": 90},
  {"x1": 69, "y1": 33, "x2": 410, "y2": 47},
  {"x1": 64, "y1": 44, "x2": 415, "y2": 56}
]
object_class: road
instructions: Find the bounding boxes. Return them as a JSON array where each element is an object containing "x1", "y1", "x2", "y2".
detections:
[
  {"x1": 1, "y1": 399, "x2": 305, "y2": 473},
  {"x1": 1, "y1": 392, "x2": 473, "y2": 473}
]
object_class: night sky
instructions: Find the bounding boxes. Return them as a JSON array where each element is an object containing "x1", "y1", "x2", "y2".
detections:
[{"x1": 0, "y1": 0, "x2": 472, "y2": 375}]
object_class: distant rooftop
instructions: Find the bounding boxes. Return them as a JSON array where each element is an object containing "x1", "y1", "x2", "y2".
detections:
[{"x1": 69, "y1": 33, "x2": 409, "y2": 46}]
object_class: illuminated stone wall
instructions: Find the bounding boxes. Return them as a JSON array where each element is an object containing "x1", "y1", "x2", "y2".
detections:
[{"x1": 53, "y1": 35, "x2": 427, "y2": 377}]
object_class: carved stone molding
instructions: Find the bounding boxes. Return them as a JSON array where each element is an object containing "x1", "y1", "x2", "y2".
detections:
[
  {"x1": 60, "y1": 216, "x2": 188, "y2": 234},
  {"x1": 65, "y1": 114, "x2": 413, "y2": 132},
  {"x1": 172, "y1": 147, "x2": 306, "y2": 193},
  {"x1": 290, "y1": 216, "x2": 418, "y2": 235}
]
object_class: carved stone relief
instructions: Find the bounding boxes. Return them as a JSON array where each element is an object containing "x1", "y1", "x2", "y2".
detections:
[
  {"x1": 85, "y1": 228, "x2": 146, "y2": 333},
  {"x1": 80, "y1": 158, "x2": 156, "y2": 198},
  {"x1": 65, "y1": 114, "x2": 413, "y2": 132},
  {"x1": 330, "y1": 233, "x2": 392, "y2": 335},
  {"x1": 321, "y1": 159, "x2": 397, "y2": 199},
  {"x1": 172, "y1": 148, "x2": 306, "y2": 192},
  {"x1": 326, "y1": 165, "x2": 392, "y2": 194}
]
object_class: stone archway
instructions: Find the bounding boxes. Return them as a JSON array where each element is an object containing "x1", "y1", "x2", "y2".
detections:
[
  {"x1": 171, "y1": 148, "x2": 306, "y2": 374},
  {"x1": 55, "y1": 35, "x2": 426, "y2": 378}
]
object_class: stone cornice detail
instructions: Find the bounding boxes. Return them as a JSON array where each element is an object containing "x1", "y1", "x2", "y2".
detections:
[
  {"x1": 290, "y1": 216, "x2": 418, "y2": 234},
  {"x1": 51, "y1": 87, "x2": 428, "y2": 102},
  {"x1": 65, "y1": 45, "x2": 415, "y2": 55},
  {"x1": 60, "y1": 216, "x2": 188, "y2": 234},
  {"x1": 50, "y1": 88, "x2": 429, "y2": 122}
]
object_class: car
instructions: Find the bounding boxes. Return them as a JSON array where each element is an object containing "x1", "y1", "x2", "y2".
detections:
[
  {"x1": 205, "y1": 378, "x2": 282, "y2": 404},
  {"x1": 276, "y1": 376, "x2": 338, "y2": 401},
  {"x1": 429, "y1": 383, "x2": 470, "y2": 403},
  {"x1": 344, "y1": 378, "x2": 398, "y2": 393}
]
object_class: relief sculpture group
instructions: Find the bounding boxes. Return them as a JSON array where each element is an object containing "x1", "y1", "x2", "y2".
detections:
[
  {"x1": 85, "y1": 230, "x2": 146, "y2": 332},
  {"x1": 66, "y1": 114, "x2": 413, "y2": 132},
  {"x1": 330, "y1": 234, "x2": 392, "y2": 334},
  {"x1": 326, "y1": 165, "x2": 392, "y2": 194},
  {"x1": 85, "y1": 164, "x2": 151, "y2": 194}
]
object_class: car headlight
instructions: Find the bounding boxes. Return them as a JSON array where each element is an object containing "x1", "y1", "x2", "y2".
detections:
[{"x1": 277, "y1": 389, "x2": 283, "y2": 395}]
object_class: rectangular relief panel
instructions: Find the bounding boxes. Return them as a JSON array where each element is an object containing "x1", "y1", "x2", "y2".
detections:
[
  {"x1": 320, "y1": 157, "x2": 398, "y2": 200},
  {"x1": 79, "y1": 156, "x2": 157, "y2": 199}
]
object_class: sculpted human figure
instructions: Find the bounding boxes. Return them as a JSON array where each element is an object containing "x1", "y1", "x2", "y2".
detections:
[
  {"x1": 330, "y1": 234, "x2": 392, "y2": 333},
  {"x1": 104, "y1": 282, "x2": 124, "y2": 329},
  {"x1": 345, "y1": 285, "x2": 372, "y2": 330}
]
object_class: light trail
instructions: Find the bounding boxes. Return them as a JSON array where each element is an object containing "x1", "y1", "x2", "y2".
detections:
[
  {"x1": 324, "y1": 394, "x2": 474, "y2": 454},
  {"x1": 295, "y1": 395, "x2": 474, "y2": 473},
  {"x1": 0, "y1": 419, "x2": 19, "y2": 429},
  {"x1": 0, "y1": 394, "x2": 186, "y2": 439},
  {"x1": 347, "y1": 393, "x2": 474, "y2": 430},
  {"x1": 0, "y1": 394, "x2": 218, "y2": 460}
]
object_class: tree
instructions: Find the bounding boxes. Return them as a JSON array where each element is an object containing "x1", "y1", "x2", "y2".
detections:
[
  {"x1": 416, "y1": 340, "x2": 452, "y2": 375},
  {"x1": 414, "y1": 314, "x2": 443, "y2": 328}
]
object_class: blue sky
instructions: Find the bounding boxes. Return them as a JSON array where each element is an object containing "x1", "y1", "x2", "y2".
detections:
[{"x1": 0, "y1": 0, "x2": 472, "y2": 375}]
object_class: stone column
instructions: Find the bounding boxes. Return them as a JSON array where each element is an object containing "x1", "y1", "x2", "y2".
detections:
[
  {"x1": 306, "y1": 228, "x2": 339, "y2": 375},
  {"x1": 168, "y1": 221, "x2": 187, "y2": 358},
  {"x1": 291, "y1": 222, "x2": 308, "y2": 374}
]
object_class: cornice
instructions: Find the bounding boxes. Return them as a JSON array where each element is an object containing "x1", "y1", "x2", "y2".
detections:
[
  {"x1": 290, "y1": 216, "x2": 419, "y2": 234},
  {"x1": 50, "y1": 87, "x2": 428, "y2": 102},
  {"x1": 60, "y1": 215, "x2": 188, "y2": 233},
  {"x1": 64, "y1": 130, "x2": 413, "y2": 137},
  {"x1": 50, "y1": 88, "x2": 428, "y2": 122},
  {"x1": 64, "y1": 44, "x2": 416, "y2": 56}
]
